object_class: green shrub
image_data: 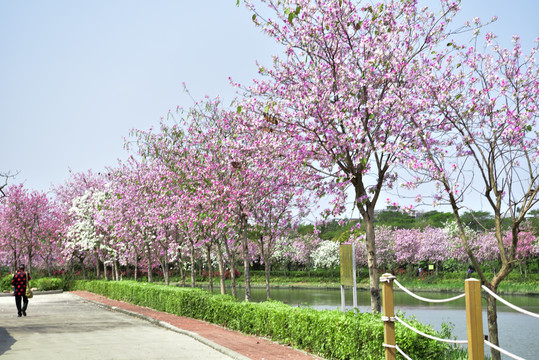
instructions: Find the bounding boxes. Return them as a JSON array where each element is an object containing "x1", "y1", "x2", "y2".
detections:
[
  {"x1": 72, "y1": 280, "x2": 462, "y2": 360},
  {"x1": 30, "y1": 277, "x2": 64, "y2": 291},
  {"x1": 2, "y1": 274, "x2": 66, "y2": 292},
  {"x1": 1, "y1": 274, "x2": 13, "y2": 292}
]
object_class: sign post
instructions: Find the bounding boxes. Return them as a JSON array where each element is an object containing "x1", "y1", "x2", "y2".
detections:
[{"x1": 339, "y1": 244, "x2": 357, "y2": 311}]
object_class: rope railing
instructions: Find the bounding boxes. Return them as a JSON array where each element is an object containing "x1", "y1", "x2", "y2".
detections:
[
  {"x1": 383, "y1": 343, "x2": 413, "y2": 360},
  {"x1": 393, "y1": 279, "x2": 466, "y2": 303},
  {"x1": 382, "y1": 274, "x2": 536, "y2": 360},
  {"x1": 394, "y1": 315, "x2": 468, "y2": 344},
  {"x1": 481, "y1": 285, "x2": 539, "y2": 319},
  {"x1": 380, "y1": 273, "x2": 470, "y2": 360},
  {"x1": 484, "y1": 340, "x2": 526, "y2": 360}
]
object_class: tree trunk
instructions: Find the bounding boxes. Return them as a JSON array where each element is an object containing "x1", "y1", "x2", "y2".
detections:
[
  {"x1": 230, "y1": 264, "x2": 237, "y2": 298},
  {"x1": 243, "y1": 237, "x2": 251, "y2": 301},
  {"x1": 104, "y1": 262, "x2": 109, "y2": 281},
  {"x1": 27, "y1": 247, "x2": 33, "y2": 276},
  {"x1": 223, "y1": 237, "x2": 238, "y2": 298},
  {"x1": 114, "y1": 260, "x2": 120, "y2": 281},
  {"x1": 81, "y1": 261, "x2": 87, "y2": 280},
  {"x1": 205, "y1": 243, "x2": 213, "y2": 293},
  {"x1": 363, "y1": 214, "x2": 381, "y2": 313},
  {"x1": 146, "y1": 244, "x2": 152, "y2": 283},
  {"x1": 189, "y1": 241, "x2": 196, "y2": 288},
  {"x1": 486, "y1": 291, "x2": 501, "y2": 360},
  {"x1": 162, "y1": 251, "x2": 170, "y2": 286},
  {"x1": 239, "y1": 213, "x2": 251, "y2": 301},
  {"x1": 264, "y1": 258, "x2": 271, "y2": 300},
  {"x1": 95, "y1": 251, "x2": 101, "y2": 279},
  {"x1": 216, "y1": 243, "x2": 226, "y2": 295},
  {"x1": 178, "y1": 255, "x2": 186, "y2": 287},
  {"x1": 134, "y1": 256, "x2": 138, "y2": 281},
  {"x1": 12, "y1": 248, "x2": 17, "y2": 273}
]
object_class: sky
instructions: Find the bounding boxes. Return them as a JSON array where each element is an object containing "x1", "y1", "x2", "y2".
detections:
[{"x1": 1, "y1": 0, "x2": 538, "y2": 211}]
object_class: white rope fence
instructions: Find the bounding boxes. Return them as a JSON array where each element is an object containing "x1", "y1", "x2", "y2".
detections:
[
  {"x1": 383, "y1": 343, "x2": 413, "y2": 360},
  {"x1": 482, "y1": 285, "x2": 539, "y2": 319},
  {"x1": 394, "y1": 280, "x2": 466, "y2": 303},
  {"x1": 383, "y1": 275, "x2": 539, "y2": 359},
  {"x1": 381, "y1": 276, "x2": 469, "y2": 360},
  {"x1": 484, "y1": 340, "x2": 526, "y2": 360},
  {"x1": 394, "y1": 315, "x2": 468, "y2": 345}
]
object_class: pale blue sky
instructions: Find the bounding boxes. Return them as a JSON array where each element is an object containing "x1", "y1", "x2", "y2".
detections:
[{"x1": 1, "y1": 1, "x2": 538, "y2": 204}]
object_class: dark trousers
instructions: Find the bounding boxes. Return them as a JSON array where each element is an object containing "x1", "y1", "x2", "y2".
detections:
[{"x1": 15, "y1": 294, "x2": 28, "y2": 315}]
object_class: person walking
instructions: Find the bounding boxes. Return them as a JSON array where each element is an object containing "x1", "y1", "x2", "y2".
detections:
[{"x1": 12, "y1": 264, "x2": 31, "y2": 317}]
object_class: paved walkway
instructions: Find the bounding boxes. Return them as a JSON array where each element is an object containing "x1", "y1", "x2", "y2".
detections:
[{"x1": 0, "y1": 291, "x2": 323, "y2": 360}]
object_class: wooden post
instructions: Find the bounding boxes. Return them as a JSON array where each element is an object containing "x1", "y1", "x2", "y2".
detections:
[
  {"x1": 381, "y1": 273, "x2": 396, "y2": 360},
  {"x1": 465, "y1": 278, "x2": 484, "y2": 360}
]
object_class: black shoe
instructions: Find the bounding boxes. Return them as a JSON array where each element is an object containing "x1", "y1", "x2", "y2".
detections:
[
  {"x1": 18, "y1": 313, "x2": 22, "y2": 317},
  {"x1": 22, "y1": 311, "x2": 26, "y2": 316}
]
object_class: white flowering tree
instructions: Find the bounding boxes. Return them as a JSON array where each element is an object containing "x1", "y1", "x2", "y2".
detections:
[
  {"x1": 312, "y1": 240, "x2": 340, "y2": 276},
  {"x1": 66, "y1": 190, "x2": 114, "y2": 278}
]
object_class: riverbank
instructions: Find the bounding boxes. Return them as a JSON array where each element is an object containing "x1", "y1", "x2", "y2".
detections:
[{"x1": 182, "y1": 270, "x2": 539, "y2": 296}]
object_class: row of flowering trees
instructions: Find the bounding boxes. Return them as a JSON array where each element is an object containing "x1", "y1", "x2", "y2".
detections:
[
  {"x1": 3, "y1": 182, "x2": 538, "y2": 285},
  {"x1": 301, "y1": 224, "x2": 539, "y2": 275}
]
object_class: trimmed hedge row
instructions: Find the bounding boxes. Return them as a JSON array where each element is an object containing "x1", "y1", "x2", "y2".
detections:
[
  {"x1": 73, "y1": 280, "x2": 460, "y2": 359},
  {"x1": 1, "y1": 275, "x2": 65, "y2": 292}
]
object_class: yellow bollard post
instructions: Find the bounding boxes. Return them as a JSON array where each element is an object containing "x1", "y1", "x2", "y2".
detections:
[
  {"x1": 381, "y1": 273, "x2": 396, "y2": 360},
  {"x1": 465, "y1": 278, "x2": 484, "y2": 360}
]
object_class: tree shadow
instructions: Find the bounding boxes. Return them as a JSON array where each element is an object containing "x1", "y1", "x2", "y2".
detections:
[{"x1": 0, "y1": 327, "x2": 15, "y2": 355}]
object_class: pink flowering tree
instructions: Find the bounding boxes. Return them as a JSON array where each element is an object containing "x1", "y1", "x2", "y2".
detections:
[
  {"x1": 0, "y1": 184, "x2": 63, "y2": 274},
  {"x1": 0, "y1": 171, "x2": 17, "y2": 199},
  {"x1": 240, "y1": 0, "x2": 469, "y2": 312},
  {"x1": 503, "y1": 223, "x2": 538, "y2": 277},
  {"x1": 289, "y1": 232, "x2": 322, "y2": 274},
  {"x1": 412, "y1": 32, "x2": 539, "y2": 358}
]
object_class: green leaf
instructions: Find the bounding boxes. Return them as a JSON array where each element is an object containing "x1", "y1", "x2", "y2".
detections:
[
  {"x1": 455, "y1": 94, "x2": 462, "y2": 100},
  {"x1": 237, "y1": 106, "x2": 242, "y2": 114},
  {"x1": 252, "y1": 14, "x2": 256, "y2": 22},
  {"x1": 288, "y1": 12, "x2": 295, "y2": 24}
]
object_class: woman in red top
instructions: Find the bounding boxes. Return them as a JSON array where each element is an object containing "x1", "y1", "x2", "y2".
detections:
[{"x1": 11, "y1": 264, "x2": 31, "y2": 317}]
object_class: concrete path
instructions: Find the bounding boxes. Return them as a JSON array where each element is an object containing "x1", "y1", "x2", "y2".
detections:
[{"x1": 0, "y1": 292, "x2": 244, "y2": 360}]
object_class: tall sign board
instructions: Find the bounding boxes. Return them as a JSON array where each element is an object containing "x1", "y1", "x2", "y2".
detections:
[
  {"x1": 339, "y1": 244, "x2": 357, "y2": 310},
  {"x1": 340, "y1": 244, "x2": 354, "y2": 286}
]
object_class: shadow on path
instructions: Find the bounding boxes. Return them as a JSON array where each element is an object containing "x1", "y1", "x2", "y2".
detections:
[{"x1": 0, "y1": 327, "x2": 16, "y2": 356}]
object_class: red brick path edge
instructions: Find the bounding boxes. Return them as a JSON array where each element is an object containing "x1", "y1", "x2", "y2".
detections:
[{"x1": 71, "y1": 291, "x2": 324, "y2": 360}]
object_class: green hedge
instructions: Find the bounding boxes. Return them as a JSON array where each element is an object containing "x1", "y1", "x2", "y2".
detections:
[
  {"x1": 72, "y1": 280, "x2": 461, "y2": 359},
  {"x1": 1, "y1": 275, "x2": 65, "y2": 292},
  {"x1": 30, "y1": 277, "x2": 65, "y2": 291}
]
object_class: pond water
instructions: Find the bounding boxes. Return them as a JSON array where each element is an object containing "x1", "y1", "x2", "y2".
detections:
[{"x1": 229, "y1": 286, "x2": 539, "y2": 360}]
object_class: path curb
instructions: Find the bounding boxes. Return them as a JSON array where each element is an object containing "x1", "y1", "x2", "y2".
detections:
[{"x1": 0, "y1": 289, "x2": 64, "y2": 297}]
